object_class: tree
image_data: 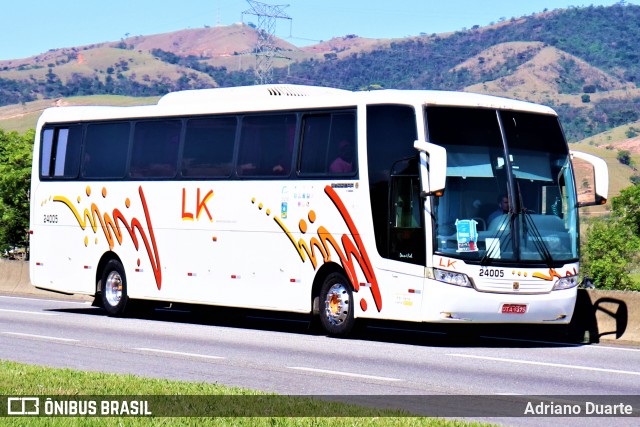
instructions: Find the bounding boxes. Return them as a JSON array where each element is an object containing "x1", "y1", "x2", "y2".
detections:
[
  {"x1": 582, "y1": 218, "x2": 639, "y2": 290},
  {"x1": 617, "y1": 149, "x2": 632, "y2": 166},
  {"x1": 612, "y1": 183, "x2": 640, "y2": 234},
  {"x1": 0, "y1": 129, "x2": 33, "y2": 252},
  {"x1": 581, "y1": 184, "x2": 640, "y2": 290}
]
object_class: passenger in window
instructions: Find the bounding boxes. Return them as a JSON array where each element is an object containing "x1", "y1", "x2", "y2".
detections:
[
  {"x1": 266, "y1": 149, "x2": 289, "y2": 175},
  {"x1": 238, "y1": 162, "x2": 256, "y2": 175},
  {"x1": 488, "y1": 194, "x2": 509, "y2": 225},
  {"x1": 330, "y1": 140, "x2": 354, "y2": 173}
]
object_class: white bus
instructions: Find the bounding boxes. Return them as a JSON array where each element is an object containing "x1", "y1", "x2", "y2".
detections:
[{"x1": 30, "y1": 84, "x2": 608, "y2": 336}]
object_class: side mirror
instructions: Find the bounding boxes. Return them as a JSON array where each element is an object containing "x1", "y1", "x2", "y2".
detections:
[
  {"x1": 414, "y1": 140, "x2": 447, "y2": 197},
  {"x1": 570, "y1": 150, "x2": 609, "y2": 207}
]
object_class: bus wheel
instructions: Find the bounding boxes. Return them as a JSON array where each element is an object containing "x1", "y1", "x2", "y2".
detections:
[
  {"x1": 100, "y1": 259, "x2": 129, "y2": 316},
  {"x1": 319, "y1": 272, "x2": 355, "y2": 337}
]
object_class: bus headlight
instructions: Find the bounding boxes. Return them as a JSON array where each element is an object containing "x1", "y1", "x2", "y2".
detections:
[
  {"x1": 434, "y1": 268, "x2": 472, "y2": 288},
  {"x1": 552, "y1": 275, "x2": 579, "y2": 291}
]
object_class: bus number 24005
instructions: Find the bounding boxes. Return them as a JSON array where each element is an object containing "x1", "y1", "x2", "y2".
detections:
[
  {"x1": 43, "y1": 214, "x2": 58, "y2": 223},
  {"x1": 479, "y1": 268, "x2": 504, "y2": 278}
]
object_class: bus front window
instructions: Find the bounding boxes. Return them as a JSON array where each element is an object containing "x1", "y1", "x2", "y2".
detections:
[{"x1": 427, "y1": 106, "x2": 578, "y2": 266}]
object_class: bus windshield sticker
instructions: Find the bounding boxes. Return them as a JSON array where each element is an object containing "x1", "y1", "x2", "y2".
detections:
[{"x1": 455, "y1": 219, "x2": 478, "y2": 252}]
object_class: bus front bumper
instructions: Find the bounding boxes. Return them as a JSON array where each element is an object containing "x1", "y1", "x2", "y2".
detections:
[{"x1": 421, "y1": 280, "x2": 577, "y2": 324}]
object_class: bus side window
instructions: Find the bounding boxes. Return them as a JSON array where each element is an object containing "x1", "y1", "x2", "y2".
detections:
[
  {"x1": 237, "y1": 114, "x2": 295, "y2": 177},
  {"x1": 130, "y1": 120, "x2": 181, "y2": 178},
  {"x1": 83, "y1": 122, "x2": 130, "y2": 179},
  {"x1": 327, "y1": 113, "x2": 356, "y2": 175},
  {"x1": 182, "y1": 117, "x2": 236, "y2": 178},
  {"x1": 298, "y1": 112, "x2": 356, "y2": 176},
  {"x1": 299, "y1": 115, "x2": 331, "y2": 174}
]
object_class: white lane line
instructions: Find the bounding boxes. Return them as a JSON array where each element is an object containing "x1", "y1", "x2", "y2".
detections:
[
  {"x1": 371, "y1": 326, "x2": 447, "y2": 336},
  {"x1": 246, "y1": 315, "x2": 308, "y2": 324},
  {"x1": 448, "y1": 353, "x2": 640, "y2": 376},
  {"x1": 134, "y1": 348, "x2": 225, "y2": 360},
  {"x1": 0, "y1": 308, "x2": 59, "y2": 316},
  {"x1": 288, "y1": 366, "x2": 402, "y2": 382},
  {"x1": 0, "y1": 295, "x2": 91, "y2": 305},
  {"x1": 479, "y1": 335, "x2": 582, "y2": 347},
  {"x1": 480, "y1": 335, "x2": 640, "y2": 352},
  {"x1": 2, "y1": 332, "x2": 79, "y2": 343},
  {"x1": 583, "y1": 344, "x2": 640, "y2": 353}
]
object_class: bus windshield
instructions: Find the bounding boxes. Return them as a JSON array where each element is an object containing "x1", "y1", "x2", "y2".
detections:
[{"x1": 429, "y1": 106, "x2": 578, "y2": 266}]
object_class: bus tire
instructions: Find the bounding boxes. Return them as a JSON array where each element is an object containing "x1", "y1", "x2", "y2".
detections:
[
  {"x1": 100, "y1": 259, "x2": 129, "y2": 316},
  {"x1": 319, "y1": 272, "x2": 355, "y2": 337}
]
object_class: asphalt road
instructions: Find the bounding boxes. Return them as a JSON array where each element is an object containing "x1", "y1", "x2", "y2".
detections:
[{"x1": 1, "y1": 293, "x2": 639, "y2": 425}]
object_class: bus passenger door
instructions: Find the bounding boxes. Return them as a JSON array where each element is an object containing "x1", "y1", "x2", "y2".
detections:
[
  {"x1": 368, "y1": 168, "x2": 426, "y2": 322},
  {"x1": 389, "y1": 174, "x2": 424, "y2": 263}
]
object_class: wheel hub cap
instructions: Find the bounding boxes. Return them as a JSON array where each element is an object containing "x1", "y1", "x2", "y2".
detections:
[
  {"x1": 324, "y1": 283, "x2": 349, "y2": 326},
  {"x1": 105, "y1": 271, "x2": 122, "y2": 307}
]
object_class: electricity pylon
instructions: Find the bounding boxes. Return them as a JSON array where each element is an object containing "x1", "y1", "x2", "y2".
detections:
[{"x1": 242, "y1": 0, "x2": 291, "y2": 84}]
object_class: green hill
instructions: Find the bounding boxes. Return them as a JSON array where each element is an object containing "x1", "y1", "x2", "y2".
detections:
[
  {"x1": 571, "y1": 120, "x2": 640, "y2": 204},
  {"x1": 2, "y1": 3, "x2": 640, "y2": 201},
  {"x1": 0, "y1": 95, "x2": 158, "y2": 134}
]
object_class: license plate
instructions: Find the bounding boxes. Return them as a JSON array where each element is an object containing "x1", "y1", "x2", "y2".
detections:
[{"x1": 501, "y1": 303, "x2": 527, "y2": 314}]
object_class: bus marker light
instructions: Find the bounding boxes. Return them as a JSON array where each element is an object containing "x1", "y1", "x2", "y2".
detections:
[
  {"x1": 83, "y1": 266, "x2": 92, "y2": 270},
  {"x1": 135, "y1": 268, "x2": 144, "y2": 273},
  {"x1": 187, "y1": 272, "x2": 196, "y2": 277}
]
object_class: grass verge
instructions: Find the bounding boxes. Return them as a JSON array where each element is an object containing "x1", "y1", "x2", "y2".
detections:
[{"x1": 0, "y1": 360, "x2": 490, "y2": 426}]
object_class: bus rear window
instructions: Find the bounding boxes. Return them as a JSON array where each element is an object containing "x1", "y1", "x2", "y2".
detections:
[{"x1": 40, "y1": 126, "x2": 82, "y2": 179}]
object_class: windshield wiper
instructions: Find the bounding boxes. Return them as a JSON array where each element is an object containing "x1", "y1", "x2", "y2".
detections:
[
  {"x1": 481, "y1": 212, "x2": 512, "y2": 266},
  {"x1": 521, "y1": 209, "x2": 554, "y2": 267},
  {"x1": 510, "y1": 178, "x2": 554, "y2": 266}
]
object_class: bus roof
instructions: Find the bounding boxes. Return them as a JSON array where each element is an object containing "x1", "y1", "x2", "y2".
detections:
[
  {"x1": 36, "y1": 84, "x2": 557, "y2": 125},
  {"x1": 156, "y1": 84, "x2": 351, "y2": 105},
  {"x1": 157, "y1": 84, "x2": 556, "y2": 115}
]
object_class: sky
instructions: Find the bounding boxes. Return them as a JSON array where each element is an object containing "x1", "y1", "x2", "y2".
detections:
[{"x1": 1, "y1": 0, "x2": 637, "y2": 61}]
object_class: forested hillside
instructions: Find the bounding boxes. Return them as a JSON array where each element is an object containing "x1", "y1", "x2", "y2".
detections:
[
  {"x1": 284, "y1": 5, "x2": 640, "y2": 89},
  {"x1": 277, "y1": 4, "x2": 640, "y2": 142},
  {"x1": 1, "y1": 3, "x2": 640, "y2": 142}
]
